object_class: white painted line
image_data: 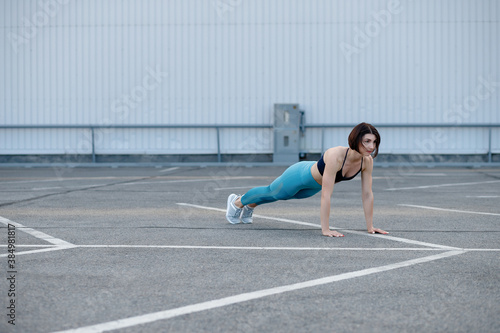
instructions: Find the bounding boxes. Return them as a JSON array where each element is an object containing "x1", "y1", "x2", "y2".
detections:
[
  {"x1": 0, "y1": 216, "x2": 74, "y2": 246},
  {"x1": 31, "y1": 185, "x2": 107, "y2": 191},
  {"x1": 0, "y1": 246, "x2": 75, "y2": 258},
  {"x1": 399, "y1": 204, "x2": 500, "y2": 217},
  {"x1": 409, "y1": 173, "x2": 447, "y2": 177},
  {"x1": 52, "y1": 250, "x2": 465, "y2": 333},
  {"x1": 0, "y1": 244, "x2": 57, "y2": 248},
  {"x1": 177, "y1": 203, "x2": 322, "y2": 229},
  {"x1": 159, "y1": 167, "x2": 179, "y2": 173},
  {"x1": 342, "y1": 229, "x2": 460, "y2": 250},
  {"x1": 176, "y1": 203, "x2": 456, "y2": 249},
  {"x1": 213, "y1": 178, "x2": 405, "y2": 190},
  {"x1": 1, "y1": 244, "x2": 497, "y2": 252},
  {"x1": 0, "y1": 177, "x2": 125, "y2": 185},
  {"x1": 76, "y1": 245, "x2": 446, "y2": 251},
  {"x1": 0, "y1": 179, "x2": 62, "y2": 185},
  {"x1": 214, "y1": 186, "x2": 263, "y2": 191},
  {"x1": 177, "y1": 202, "x2": 228, "y2": 214},
  {"x1": 466, "y1": 195, "x2": 500, "y2": 198},
  {"x1": 31, "y1": 186, "x2": 63, "y2": 191},
  {"x1": 63, "y1": 245, "x2": 500, "y2": 252},
  {"x1": 252, "y1": 213, "x2": 324, "y2": 228},
  {"x1": 386, "y1": 180, "x2": 500, "y2": 191},
  {"x1": 122, "y1": 176, "x2": 257, "y2": 186}
]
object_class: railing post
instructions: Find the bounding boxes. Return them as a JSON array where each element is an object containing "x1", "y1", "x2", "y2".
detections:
[
  {"x1": 91, "y1": 127, "x2": 96, "y2": 163},
  {"x1": 321, "y1": 128, "x2": 325, "y2": 153},
  {"x1": 488, "y1": 127, "x2": 492, "y2": 163},
  {"x1": 216, "y1": 127, "x2": 221, "y2": 163}
]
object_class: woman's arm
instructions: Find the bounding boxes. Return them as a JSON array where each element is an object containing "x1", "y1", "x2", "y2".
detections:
[
  {"x1": 320, "y1": 150, "x2": 344, "y2": 237},
  {"x1": 361, "y1": 156, "x2": 388, "y2": 234}
]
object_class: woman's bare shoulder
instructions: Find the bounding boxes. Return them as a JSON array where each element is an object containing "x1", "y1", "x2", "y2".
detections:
[
  {"x1": 362, "y1": 155, "x2": 374, "y2": 171},
  {"x1": 324, "y1": 146, "x2": 347, "y2": 166},
  {"x1": 324, "y1": 146, "x2": 347, "y2": 157}
]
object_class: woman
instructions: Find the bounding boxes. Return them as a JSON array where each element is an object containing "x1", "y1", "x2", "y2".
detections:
[{"x1": 225, "y1": 122, "x2": 388, "y2": 237}]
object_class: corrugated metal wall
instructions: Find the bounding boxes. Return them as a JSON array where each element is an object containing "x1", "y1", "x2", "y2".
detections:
[{"x1": 1, "y1": 0, "x2": 499, "y2": 155}]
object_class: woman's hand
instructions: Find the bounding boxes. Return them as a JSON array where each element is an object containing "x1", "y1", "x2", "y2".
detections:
[
  {"x1": 322, "y1": 230, "x2": 344, "y2": 237},
  {"x1": 367, "y1": 228, "x2": 388, "y2": 234}
]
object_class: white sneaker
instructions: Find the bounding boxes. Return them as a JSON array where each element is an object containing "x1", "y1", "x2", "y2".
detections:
[
  {"x1": 241, "y1": 205, "x2": 254, "y2": 224},
  {"x1": 226, "y1": 194, "x2": 242, "y2": 224}
]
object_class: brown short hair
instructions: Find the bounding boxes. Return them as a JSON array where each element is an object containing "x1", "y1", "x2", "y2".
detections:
[{"x1": 348, "y1": 122, "x2": 381, "y2": 157}]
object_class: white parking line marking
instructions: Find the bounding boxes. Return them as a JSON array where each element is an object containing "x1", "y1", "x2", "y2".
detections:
[
  {"x1": 52, "y1": 250, "x2": 465, "y2": 333},
  {"x1": 176, "y1": 203, "x2": 458, "y2": 249},
  {"x1": 0, "y1": 216, "x2": 74, "y2": 246},
  {"x1": 0, "y1": 244, "x2": 57, "y2": 248},
  {"x1": 466, "y1": 195, "x2": 500, "y2": 198},
  {"x1": 214, "y1": 186, "x2": 263, "y2": 191},
  {"x1": 30, "y1": 185, "x2": 107, "y2": 191},
  {"x1": 177, "y1": 203, "x2": 321, "y2": 229},
  {"x1": 121, "y1": 176, "x2": 257, "y2": 186},
  {"x1": 408, "y1": 173, "x2": 447, "y2": 176},
  {"x1": 159, "y1": 167, "x2": 179, "y2": 173},
  {"x1": 0, "y1": 177, "x2": 124, "y2": 185},
  {"x1": 464, "y1": 249, "x2": 500, "y2": 252},
  {"x1": 77, "y1": 245, "x2": 445, "y2": 251},
  {"x1": 399, "y1": 204, "x2": 500, "y2": 216},
  {"x1": 340, "y1": 229, "x2": 460, "y2": 250},
  {"x1": 386, "y1": 180, "x2": 500, "y2": 191},
  {"x1": 0, "y1": 246, "x2": 75, "y2": 258},
  {"x1": 1, "y1": 244, "x2": 498, "y2": 252},
  {"x1": 66, "y1": 245, "x2": 500, "y2": 252}
]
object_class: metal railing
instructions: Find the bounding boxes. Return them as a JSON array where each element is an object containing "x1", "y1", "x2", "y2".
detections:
[
  {"x1": 1, "y1": 123, "x2": 498, "y2": 164},
  {"x1": 0, "y1": 124, "x2": 273, "y2": 163},
  {"x1": 305, "y1": 123, "x2": 499, "y2": 164}
]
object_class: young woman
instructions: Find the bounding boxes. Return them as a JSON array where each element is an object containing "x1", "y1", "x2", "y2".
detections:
[{"x1": 225, "y1": 122, "x2": 388, "y2": 237}]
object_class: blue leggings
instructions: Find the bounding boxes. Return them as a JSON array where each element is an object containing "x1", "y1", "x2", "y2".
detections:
[{"x1": 240, "y1": 161, "x2": 322, "y2": 206}]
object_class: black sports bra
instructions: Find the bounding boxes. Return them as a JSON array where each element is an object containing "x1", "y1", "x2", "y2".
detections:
[{"x1": 317, "y1": 148, "x2": 363, "y2": 183}]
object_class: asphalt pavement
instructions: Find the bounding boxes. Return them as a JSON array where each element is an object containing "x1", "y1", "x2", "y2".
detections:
[{"x1": 0, "y1": 165, "x2": 499, "y2": 332}]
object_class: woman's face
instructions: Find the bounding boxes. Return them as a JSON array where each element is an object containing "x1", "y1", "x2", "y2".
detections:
[{"x1": 360, "y1": 134, "x2": 377, "y2": 155}]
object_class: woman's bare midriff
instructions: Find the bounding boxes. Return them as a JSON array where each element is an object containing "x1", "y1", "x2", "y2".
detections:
[{"x1": 310, "y1": 162, "x2": 323, "y2": 186}]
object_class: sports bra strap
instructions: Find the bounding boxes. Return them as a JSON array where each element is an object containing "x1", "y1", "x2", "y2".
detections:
[{"x1": 341, "y1": 148, "x2": 349, "y2": 169}]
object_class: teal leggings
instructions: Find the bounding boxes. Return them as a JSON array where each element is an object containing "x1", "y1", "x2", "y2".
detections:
[{"x1": 240, "y1": 161, "x2": 322, "y2": 206}]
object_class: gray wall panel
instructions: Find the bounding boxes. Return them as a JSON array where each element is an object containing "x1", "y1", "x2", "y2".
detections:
[{"x1": 0, "y1": 0, "x2": 498, "y2": 155}]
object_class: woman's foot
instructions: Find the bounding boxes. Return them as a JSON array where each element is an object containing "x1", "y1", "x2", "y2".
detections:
[
  {"x1": 240, "y1": 205, "x2": 254, "y2": 224},
  {"x1": 226, "y1": 194, "x2": 243, "y2": 224}
]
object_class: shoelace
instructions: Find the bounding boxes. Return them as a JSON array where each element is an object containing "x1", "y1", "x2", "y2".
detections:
[
  {"x1": 241, "y1": 207, "x2": 253, "y2": 218},
  {"x1": 231, "y1": 205, "x2": 242, "y2": 218}
]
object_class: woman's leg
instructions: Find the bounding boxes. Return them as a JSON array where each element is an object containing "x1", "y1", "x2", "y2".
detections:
[
  {"x1": 238, "y1": 161, "x2": 320, "y2": 207},
  {"x1": 227, "y1": 161, "x2": 320, "y2": 224},
  {"x1": 292, "y1": 188, "x2": 322, "y2": 200}
]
